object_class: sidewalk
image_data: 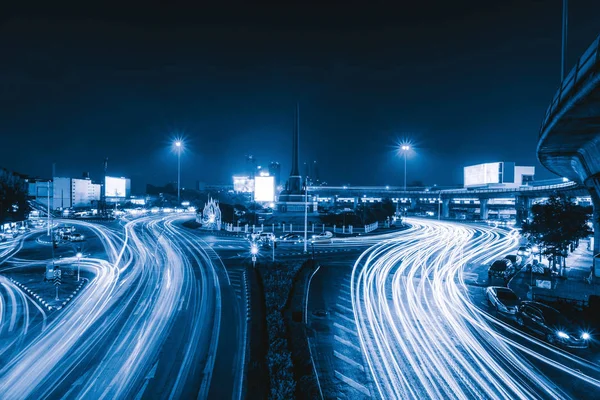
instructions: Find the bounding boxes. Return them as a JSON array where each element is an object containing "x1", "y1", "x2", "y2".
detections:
[{"x1": 509, "y1": 239, "x2": 599, "y2": 304}]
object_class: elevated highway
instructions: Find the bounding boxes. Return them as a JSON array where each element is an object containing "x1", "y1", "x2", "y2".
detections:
[
  {"x1": 308, "y1": 180, "x2": 588, "y2": 224},
  {"x1": 538, "y1": 33, "x2": 600, "y2": 252}
]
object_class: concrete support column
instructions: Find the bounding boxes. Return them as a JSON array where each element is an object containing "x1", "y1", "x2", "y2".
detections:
[
  {"x1": 587, "y1": 177, "x2": 600, "y2": 255},
  {"x1": 410, "y1": 198, "x2": 418, "y2": 210},
  {"x1": 442, "y1": 199, "x2": 450, "y2": 219},
  {"x1": 480, "y1": 198, "x2": 489, "y2": 220},
  {"x1": 514, "y1": 196, "x2": 531, "y2": 228}
]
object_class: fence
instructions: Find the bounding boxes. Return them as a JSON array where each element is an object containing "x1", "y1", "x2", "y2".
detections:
[{"x1": 364, "y1": 221, "x2": 379, "y2": 233}]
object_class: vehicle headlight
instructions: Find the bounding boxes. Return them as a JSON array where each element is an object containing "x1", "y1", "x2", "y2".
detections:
[
  {"x1": 557, "y1": 331, "x2": 569, "y2": 339},
  {"x1": 582, "y1": 332, "x2": 591, "y2": 340}
]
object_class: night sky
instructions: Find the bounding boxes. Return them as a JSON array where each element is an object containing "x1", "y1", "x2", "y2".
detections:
[{"x1": 2, "y1": 1, "x2": 600, "y2": 193}]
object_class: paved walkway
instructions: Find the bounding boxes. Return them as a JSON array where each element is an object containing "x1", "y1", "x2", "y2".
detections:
[{"x1": 509, "y1": 239, "x2": 598, "y2": 304}]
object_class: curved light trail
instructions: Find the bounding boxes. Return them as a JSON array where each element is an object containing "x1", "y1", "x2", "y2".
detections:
[
  {"x1": 0, "y1": 215, "x2": 227, "y2": 400},
  {"x1": 351, "y1": 218, "x2": 600, "y2": 399}
]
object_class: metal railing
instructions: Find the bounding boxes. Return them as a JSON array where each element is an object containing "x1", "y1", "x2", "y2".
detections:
[{"x1": 540, "y1": 34, "x2": 600, "y2": 137}]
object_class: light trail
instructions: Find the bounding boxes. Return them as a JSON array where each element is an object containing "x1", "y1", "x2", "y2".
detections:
[
  {"x1": 351, "y1": 218, "x2": 600, "y2": 399},
  {"x1": 0, "y1": 215, "x2": 224, "y2": 399}
]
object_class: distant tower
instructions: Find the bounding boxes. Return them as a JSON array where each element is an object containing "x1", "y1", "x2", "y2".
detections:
[
  {"x1": 277, "y1": 103, "x2": 306, "y2": 212},
  {"x1": 287, "y1": 103, "x2": 302, "y2": 193}
]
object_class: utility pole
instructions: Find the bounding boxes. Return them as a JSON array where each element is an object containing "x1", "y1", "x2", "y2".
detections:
[
  {"x1": 304, "y1": 182, "x2": 308, "y2": 254},
  {"x1": 561, "y1": 0, "x2": 568, "y2": 81}
]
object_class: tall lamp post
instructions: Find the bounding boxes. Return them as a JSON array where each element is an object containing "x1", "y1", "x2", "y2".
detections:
[
  {"x1": 304, "y1": 184, "x2": 309, "y2": 254},
  {"x1": 76, "y1": 252, "x2": 82, "y2": 282},
  {"x1": 251, "y1": 243, "x2": 258, "y2": 268},
  {"x1": 401, "y1": 145, "x2": 410, "y2": 191},
  {"x1": 174, "y1": 140, "x2": 183, "y2": 206}
]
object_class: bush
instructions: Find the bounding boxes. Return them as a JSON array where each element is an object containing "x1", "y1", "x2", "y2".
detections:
[{"x1": 259, "y1": 261, "x2": 303, "y2": 399}]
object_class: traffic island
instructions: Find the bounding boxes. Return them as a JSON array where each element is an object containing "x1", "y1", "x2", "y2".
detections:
[{"x1": 6, "y1": 269, "x2": 88, "y2": 312}]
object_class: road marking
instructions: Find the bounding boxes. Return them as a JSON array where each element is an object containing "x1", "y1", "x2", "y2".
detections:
[
  {"x1": 134, "y1": 361, "x2": 159, "y2": 400},
  {"x1": 340, "y1": 288, "x2": 351, "y2": 296},
  {"x1": 341, "y1": 283, "x2": 351, "y2": 290},
  {"x1": 334, "y1": 350, "x2": 365, "y2": 372},
  {"x1": 334, "y1": 370, "x2": 371, "y2": 396},
  {"x1": 337, "y1": 295, "x2": 352, "y2": 305},
  {"x1": 335, "y1": 312, "x2": 356, "y2": 324},
  {"x1": 334, "y1": 335, "x2": 362, "y2": 352},
  {"x1": 334, "y1": 322, "x2": 357, "y2": 336},
  {"x1": 336, "y1": 303, "x2": 354, "y2": 314},
  {"x1": 463, "y1": 272, "x2": 479, "y2": 281}
]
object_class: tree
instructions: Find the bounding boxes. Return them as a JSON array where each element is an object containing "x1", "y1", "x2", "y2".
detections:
[
  {"x1": 0, "y1": 168, "x2": 29, "y2": 224},
  {"x1": 521, "y1": 195, "x2": 592, "y2": 274}
]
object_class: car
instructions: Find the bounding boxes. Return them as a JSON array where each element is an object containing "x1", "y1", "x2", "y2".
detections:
[
  {"x1": 278, "y1": 233, "x2": 295, "y2": 241},
  {"x1": 258, "y1": 232, "x2": 275, "y2": 242},
  {"x1": 517, "y1": 246, "x2": 532, "y2": 258},
  {"x1": 485, "y1": 286, "x2": 520, "y2": 315},
  {"x1": 515, "y1": 301, "x2": 591, "y2": 348},
  {"x1": 311, "y1": 231, "x2": 333, "y2": 241},
  {"x1": 280, "y1": 234, "x2": 304, "y2": 244},
  {"x1": 69, "y1": 233, "x2": 85, "y2": 242},
  {"x1": 504, "y1": 254, "x2": 522, "y2": 268},
  {"x1": 488, "y1": 259, "x2": 515, "y2": 280}
]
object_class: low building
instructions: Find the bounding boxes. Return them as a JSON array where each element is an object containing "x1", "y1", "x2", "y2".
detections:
[{"x1": 464, "y1": 162, "x2": 535, "y2": 189}]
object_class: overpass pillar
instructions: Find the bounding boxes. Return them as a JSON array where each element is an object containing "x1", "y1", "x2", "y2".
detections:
[
  {"x1": 515, "y1": 196, "x2": 531, "y2": 228},
  {"x1": 442, "y1": 198, "x2": 450, "y2": 219},
  {"x1": 480, "y1": 198, "x2": 489, "y2": 220},
  {"x1": 586, "y1": 176, "x2": 600, "y2": 255},
  {"x1": 410, "y1": 197, "x2": 418, "y2": 210}
]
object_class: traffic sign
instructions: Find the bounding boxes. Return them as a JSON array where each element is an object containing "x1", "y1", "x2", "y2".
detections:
[{"x1": 53, "y1": 269, "x2": 62, "y2": 286}]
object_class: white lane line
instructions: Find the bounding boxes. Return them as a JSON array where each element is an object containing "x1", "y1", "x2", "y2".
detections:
[
  {"x1": 335, "y1": 312, "x2": 356, "y2": 325},
  {"x1": 336, "y1": 303, "x2": 354, "y2": 314},
  {"x1": 337, "y1": 295, "x2": 352, "y2": 304},
  {"x1": 334, "y1": 335, "x2": 362, "y2": 352},
  {"x1": 334, "y1": 370, "x2": 371, "y2": 396},
  {"x1": 334, "y1": 322, "x2": 357, "y2": 336},
  {"x1": 340, "y1": 288, "x2": 351, "y2": 296},
  {"x1": 334, "y1": 350, "x2": 365, "y2": 372},
  {"x1": 341, "y1": 283, "x2": 351, "y2": 290}
]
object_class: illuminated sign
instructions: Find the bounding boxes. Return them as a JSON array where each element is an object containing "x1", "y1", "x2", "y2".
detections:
[
  {"x1": 254, "y1": 176, "x2": 275, "y2": 202},
  {"x1": 464, "y1": 163, "x2": 501, "y2": 187},
  {"x1": 233, "y1": 176, "x2": 254, "y2": 193},
  {"x1": 105, "y1": 176, "x2": 127, "y2": 198}
]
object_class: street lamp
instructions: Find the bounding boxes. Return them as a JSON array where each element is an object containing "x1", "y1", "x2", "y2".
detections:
[
  {"x1": 76, "y1": 252, "x2": 82, "y2": 282},
  {"x1": 251, "y1": 242, "x2": 258, "y2": 268},
  {"x1": 400, "y1": 145, "x2": 410, "y2": 191},
  {"x1": 174, "y1": 140, "x2": 183, "y2": 206}
]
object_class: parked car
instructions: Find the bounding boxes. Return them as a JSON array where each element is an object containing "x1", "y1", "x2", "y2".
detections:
[
  {"x1": 488, "y1": 259, "x2": 515, "y2": 280},
  {"x1": 485, "y1": 286, "x2": 520, "y2": 315},
  {"x1": 516, "y1": 301, "x2": 591, "y2": 348},
  {"x1": 504, "y1": 254, "x2": 522, "y2": 268},
  {"x1": 517, "y1": 246, "x2": 532, "y2": 258}
]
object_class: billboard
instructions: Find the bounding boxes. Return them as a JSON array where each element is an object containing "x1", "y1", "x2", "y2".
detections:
[
  {"x1": 233, "y1": 176, "x2": 254, "y2": 193},
  {"x1": 105, "y1": 176, "x2": 128, "y2": 198},
  {"x1": 254, "y1": 176, "x2": 275, "y2": 202},
  {"x1": 464, "y1": 163, "x2": 501, "y2": 187}
]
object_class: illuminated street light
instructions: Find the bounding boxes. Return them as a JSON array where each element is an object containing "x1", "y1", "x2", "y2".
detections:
[
  {"x1": 173, "y1": 139, "x2": 184, "y2": 206},
  {"x1": 76, "y1": 252, "x2": 83, "y2": 282},
  {"x1": 400, "y1": 144, "x2": 411, "y2": 191},
  {"x1": 250, "y1": 243, "x2": 258, "y2": 268}
]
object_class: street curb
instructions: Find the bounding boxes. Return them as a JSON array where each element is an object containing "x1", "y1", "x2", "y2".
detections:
[{"x1": 9, "y1": 277, "x2": 89, "y2": 312}]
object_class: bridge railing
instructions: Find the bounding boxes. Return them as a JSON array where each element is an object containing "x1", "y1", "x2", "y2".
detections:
[{"x1": 541, "y1": 34, "x2": 600, "y2": 136}]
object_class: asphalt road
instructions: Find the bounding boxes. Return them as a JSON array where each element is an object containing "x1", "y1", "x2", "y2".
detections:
[
  {"x1": 0, "y1": 215, "x2": 243, "y2": 400},
  {"x1": 308, "y1": 218, "x2": 600, "y2": 399}
]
